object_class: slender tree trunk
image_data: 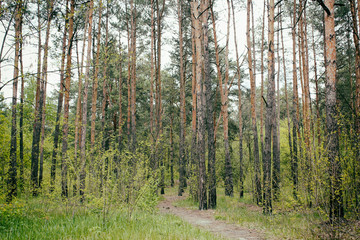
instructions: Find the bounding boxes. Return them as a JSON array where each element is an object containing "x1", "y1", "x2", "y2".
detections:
[
  {"x1": 61, "y1": 0, "x2": 75, "y2": 198},
  {"x1": 150, "y1": 0, "x2": 155, "y2": 169},
  {"x1": 178, "y1": 0, "x2": 187, "y2": 196},
  {"x1": 223, "y1": 0, "x2": 234, "y2": 197},
  {"x1": 80, "y1": 0, "x2": 94, "y2": 202},
  {"x1": 118, "y1": 38, "x2": 123, "y2": 161},
  {"x1": 273, "y1": 9, "x2": 281, "y2": 200},
  {"x1": 91, "y1": 0, "x2": 102, "y2": 149},
  {"x1": 170, "y1": 113, "x2": 174, "y2": 187},
  {"x1": 31, "y1": 0, "x2": 54, "y2": 195},
  {"x1": 7, "y1": 0, "x2": 21, "y2": 203},
  {"x1": 130, "y1": 0, "x2": 137, "y2": 153},
  {"x1": 231, "y1": 0, "x2": 243, "y2": 199},
  {"x1": 247, "y1": 0, "x2": 260, "y2": 204},
  {"x1": 50, "y1": 0, "x2": 68, "y2": 192},
  {"x1": 192, "y1": 0, "x2": 207, "y2": 210},
  {"x1": 190, "y1": 10, "x2": 197, "y2": 200},
  {"x1": 201, "y1": 0, "x2": 216, "y2": 208},
  {"x1": 291, "y1": 0, "x2": 299, "y2": 198},
  {"x1": 19, "y1": 16, "x2": 24, "y2": 193},
  {"x1": 324, "y1": 0, "x2": 344, "y2": 223},
  {"x1": 260, "y1": 0, "x2": 265, "y2": 171},
  {"x1": 264, "y1": 0, "x2": 275, "y2": 214}
]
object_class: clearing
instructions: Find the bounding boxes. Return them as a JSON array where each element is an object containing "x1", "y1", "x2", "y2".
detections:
[{"x1": 158, "y1": 192, "x2": 264, "y2": 240}]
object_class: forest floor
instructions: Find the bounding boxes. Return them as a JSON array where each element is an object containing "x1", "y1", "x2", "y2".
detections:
[{"x1": 158, "y1": 192, "x2": 264, "y2": 240}]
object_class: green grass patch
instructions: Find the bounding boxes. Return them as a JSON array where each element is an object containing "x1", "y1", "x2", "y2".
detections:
[{"x1": 0, "y1": 196, "x2": 220, "y2": 240}]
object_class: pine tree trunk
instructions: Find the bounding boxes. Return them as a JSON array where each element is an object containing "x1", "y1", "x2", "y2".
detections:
[
  {"x1": 61, "y1": 0, "x2": 75, "y2": 198},
  {"x1": 223, "y1": 0, "x2": 234, "y2": 197},
  {"x1": 192, "y1": 0, "x2": 207, "y2": 210},
  {"x1": 50, "y1": 0, "x2": 68, "y2": 192},
  {"x1": 80, "y1": 0, "x2": 94, "y2": 202},
  {"x1": 231, "y1": 0, "x2": 243, "y2": 199},
  {"x1": 264, "y1": 0, "x2": 275, "y2": 214},
  {"x1": 130, "y1": 0, "x2": 137, "y2": 153},
  {"x1": 178, "y1": 0, "x2": 187, "y2": 196},
  {"x1": 150, "y1": 0, "x2": 155, "y2": 169},
  {"x1": 91, "y1": 0, "x2": 102, "y2": 149},
  {"x1": 19, "y1": 16, "x2": 24, "y2": 193},
  {"x1": 7, "y1": 0, "x2": 21, "y2": 202},
  {"x1": 31, "y1": 0, "x2": 54, "y2": 195},
  {"x1": 190, "y1": 10, "x2": 197, "y2": 199},
  {"x1": 247, "y1": 0, "x2": 260, "y2": 204},
  {"x1": 324, "y1": 0, "x2": 344, "y2": 222},
  {"x1": 201, "y1": 0, "x2": 216, "y2": 208}
]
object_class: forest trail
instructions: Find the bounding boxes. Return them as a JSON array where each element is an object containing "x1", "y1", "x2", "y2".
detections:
[{"x1": 157, "y1": 193, "x2": 264, "y2": 240}]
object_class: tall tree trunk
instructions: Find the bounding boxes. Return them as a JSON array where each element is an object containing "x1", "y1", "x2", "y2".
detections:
[
  {"x1": 7, "y1": 0, "x2": 21, "y2": 203},
  {"x1": 192, "y1": 0, "x2": 207, "y2": 210},
  {"x1": 264, "y1": 0, "x2": 275, "y2": 214},
  {"x1": 260, "y1": 0, "x2": 266, "y2": 172},
  {"x1": 150, "y1": 0, "x2": 155, "y2": 169},
  {"x1": 273, "y1": 8, "x2": 281, "y2": 200},
  {"x1": 324, "y1": 0, "x2": 344, "y2": 222},
  {"x1": 247, "y1": 0, "x2": 260, "y2": 204},
  {"x1": 201, "y1": 0, "x2": 216, "y2": 208},
  {"x1": 19, "y1": 15, "x2": 24, "y2": 193},
  {"x1": 50, "y1": 0, "x2": 69, "y2": 192},
  {"x1": 91, "y1": 0, "x2": 102, "y2": 150},
  {"x1": 31, "y1": 0, "x2": 54, "y2": 195},
  {"x1": 170, "y1": 112, "x2": 174, "y2": 187},
  {"x1": 61, "y1": 0, "x2": 75, "y2": 198},
  {"x1": 190, "y1": 10, "x2": 197, "y2": 200},
  {"x1": 80, "y1": 0, "x2": 94, "y2": 202},
  {"x1": 178, "y1": 0, "x2": 187, "y2": 196},
  {"x1": 222, "y1": 0, "x2": 233, "y2": 197},
  {"x1": 231, "y1": 0, "x2": 243, "y2": 199},
  {"x1": 130, "y1": 0, "x2": 137, "y2": 153},
  {"x1": 291, "y1": 0, "x2": 299, "y2": 198}
]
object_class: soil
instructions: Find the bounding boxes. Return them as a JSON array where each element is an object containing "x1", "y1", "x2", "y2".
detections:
[{"x1": 158, "y1": 193, "x2": 264, "y2": 240}]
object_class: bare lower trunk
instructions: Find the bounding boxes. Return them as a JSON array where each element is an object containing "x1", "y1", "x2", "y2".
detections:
[
  {"x1": 61, "y1": 0, "x2": 75, "y2": 198},
  {"x1": 79, "y1": 0, "x2": 94, "y2": 202},
  {"x1": 7, "y1": 1, "x2": 21, "y2": 202},
  {"x1": 231, "y1": 0, "x2": 243, "y2": 199},
  {"x1": 50, "y1": 2, "x2": 68, "y2": 191},
  {"x1": 324, "y1": 0, "x2": 344, "y2": 222},
  {"x1": 263, "y1": 0, "x2": 275, "y2": 214}
]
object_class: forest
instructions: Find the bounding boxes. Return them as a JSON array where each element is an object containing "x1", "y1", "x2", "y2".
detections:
[{"x1": 0, "y1": 0, "x2": 359, "y2": 239}]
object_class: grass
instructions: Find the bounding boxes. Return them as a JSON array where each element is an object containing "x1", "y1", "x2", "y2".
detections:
[{"x1": 0, "y1": 196, "x2": 221, "y2": 240}]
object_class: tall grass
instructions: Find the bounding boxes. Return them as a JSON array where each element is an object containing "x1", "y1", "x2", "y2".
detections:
[{"x1": 0, "y1": 196, "x2": 221, "y2": 240}]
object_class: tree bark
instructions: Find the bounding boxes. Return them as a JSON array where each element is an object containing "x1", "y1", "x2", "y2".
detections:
[
  {"x1": 80, "y1": 0, "x2": 94, "y2": 202},
  {"x1": 31, "y1": 0, "x2": 54, "y2": 195},
  {"x1": 7, "y1": 0, "x2": 21, "y2": 202},
  {"x1": 178, "y1": 0, "x2": 187, "y2": 196},
  {"x1": 61, "y1": 0, "x2": 75, "y2": 198},
  {"x1": 50, "y1": 0, "x2": 69, "y2": 192},
  {"x1": 290, "y1": 0, "x2": 299, "y2": 198},
  {"x1": 201, "y1": 0, "x2": 216, "y2": 208},
  {"x1": 264, "y1": 0, "x2": 275, "y2": 214},
  {"x1": 247, "y1": 0, "x2": 261, "y2": 204},
  {"x1": 231, "y1": 0, "x2": 243, "y2": 199},
  {"x1": 324, "y1": 0, "x2": 344, "y2": 222},
  {"x1": 192, "y1": 0, "x2": 207, "y2": 210}
]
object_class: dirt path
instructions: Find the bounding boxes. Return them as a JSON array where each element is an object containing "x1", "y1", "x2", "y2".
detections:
[{"x1": 158, "y1": 194, "x2": 264, "y2": 240}]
